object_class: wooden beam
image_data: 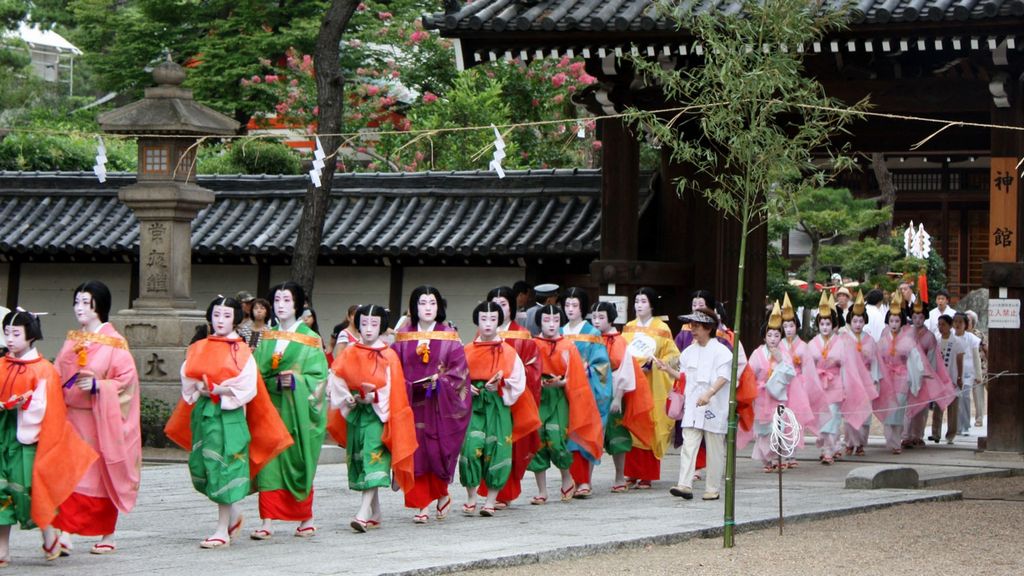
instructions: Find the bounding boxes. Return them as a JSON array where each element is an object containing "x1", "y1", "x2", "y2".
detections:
[{"x1": 821, "y1": 79, "x2": 992, "y2": 114}]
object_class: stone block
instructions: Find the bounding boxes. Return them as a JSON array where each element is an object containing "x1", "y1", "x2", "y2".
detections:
[{"x1": 845, "y1": 465, "x2": 919, "y2": 489}]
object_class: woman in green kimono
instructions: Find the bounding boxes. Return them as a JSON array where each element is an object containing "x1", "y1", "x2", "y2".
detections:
[{"x1": 250, "y1": 282, "x2": 328, "y2": 540}]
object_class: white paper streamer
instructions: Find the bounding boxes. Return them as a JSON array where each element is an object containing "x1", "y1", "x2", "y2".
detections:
[
  {"x1": 488, "y1": 124, "x2": 506, "y2": 179},
  {"x1": 309, "y1": 136, "x2": 326, "y2": 188},
  {"x1": 93, "y1": 136, "x2": 107, "y2": 183}
]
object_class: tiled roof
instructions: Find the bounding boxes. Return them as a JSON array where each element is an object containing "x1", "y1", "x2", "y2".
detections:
[
  {"x1": 424, "y1": 0, "x2": 1024, "y2": 33},
  {"x1": 0, "y1": 170, "x2": 649, "y2": 261}
]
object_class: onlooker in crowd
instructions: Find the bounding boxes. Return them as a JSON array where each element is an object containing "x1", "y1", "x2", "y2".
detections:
[
  {"x1": 864, "y1": 289, "x2": 886, "y2": 341},
  {"x1": 925, "y1": 289, "x2": 955, "y2": 334},
  {"x1": 524, "y1": 284, "x2": 559, "y2": 336},
  {"x1": 965, "y1": 310, "x2": 987, "y2": 427},
  {"x1": 236, "y1": 290, "x2": 256, "y2": 343},
  {"x1": 931, "y1": 315, "x2": 963, "y2": 444},
  {"x1": 248, "y1": 297, "x2": 271, "y2": 349},
  {"x1": 953, "y1": 313, "x2": 982, "y2": 435}
]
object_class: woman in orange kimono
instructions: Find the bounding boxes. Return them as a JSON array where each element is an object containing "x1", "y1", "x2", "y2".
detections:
[
  {"x1": 0, "y1": 309, "x2": 96, "y2": 567},
  {"x1": 328, "y1": 305, "x2": 417, "y2": 532},
  {"x1": 53, "y1": 281, "x2": 140, "y2": 555},
  {"x1": 590, "y1": 301, "x2": 653, "y2": 492},
  {"x1": 528, "y1": 305, "x2": 602, "y2": 504},
  {"x1": 165, "y1": 297, "x2": 292, "y2": 548}
]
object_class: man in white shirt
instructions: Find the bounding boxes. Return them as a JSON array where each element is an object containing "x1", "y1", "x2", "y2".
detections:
[
  {"x1": 931, "y1": 314, "x2": 963, "y2": 444},
  {"x1": 864, "y1": 289, "x2": 886, "y2": 341},
  {"x1": 925, "y1": 289, "x2": 956, "y2": 334}
]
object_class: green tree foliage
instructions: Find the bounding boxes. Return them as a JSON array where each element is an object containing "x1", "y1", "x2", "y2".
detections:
[
  {"x1": 785, "y1": 186, "x2": 891, "y2": 288},
  {"x1": 0, "y1": 105, "x2": 136, "y2": 171},
  {"x1": 244, "y1": 1, "x2": 601, "y2": 172},
  {"x1": 197, "y1": 140, "x2": 302, "y2": 175},
  {"x1": 49, "y1": 1, "x2": 329, "y2": 123},
  {"x1": 628, "y1": 0, "x2": 866, "y2": 547}
]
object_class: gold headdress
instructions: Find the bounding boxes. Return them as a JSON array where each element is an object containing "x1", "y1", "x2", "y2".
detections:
[
  {"x1": 781, "y1": 293, "x2": 795, "y2": 321},
  {"x1": 912, "y1": 297, "x2": 924, "y2": 315},
  {"x1": 889, "y1": 292, "x2": 903, "y2": 316},
  {"x1": 767, "y1": 300, "x2": 783, "y2": 330},
  {"x1": 818, "y1": 291, "x2": 832, "y2": 318},
  {"x1": 852, "y1": 290, "x2": 865, "y2": 315}
]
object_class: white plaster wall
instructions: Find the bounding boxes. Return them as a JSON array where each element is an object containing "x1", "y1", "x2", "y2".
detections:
[
  {"x1": 402, "y1": 267, "x2": 523, "y2": 341},
  {"x1": 191, "y1": 264, "x2": 259, "y2": 313},
  {"x1": 17, "y1": 263, "x2": 132, "y2": 359},
  {"x1": 270, "y1": 265, "x2": 392, "y2": 339}
]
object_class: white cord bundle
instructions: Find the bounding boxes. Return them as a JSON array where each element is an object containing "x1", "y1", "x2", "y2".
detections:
[{"x1": 769, "y1": 405, "x2": 802, "y2": 459}]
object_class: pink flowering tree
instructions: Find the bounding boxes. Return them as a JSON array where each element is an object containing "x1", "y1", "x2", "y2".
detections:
[{"x1": 243, "y1": 0, "x2": 600, "y2": 172}]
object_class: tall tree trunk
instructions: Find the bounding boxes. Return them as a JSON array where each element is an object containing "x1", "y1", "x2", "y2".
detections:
[
  {"x1": 290, "y1": 0, "x2": 359, "y2": 302},
  {"x1": 871, "y1": 152, "x2": 896, "y2": 274}
]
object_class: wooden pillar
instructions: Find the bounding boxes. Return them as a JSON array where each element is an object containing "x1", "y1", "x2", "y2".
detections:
[
  {"x1": 981, "y1": 72, "x2": 1024, "y2": 455},
  {"x1": 389, "y1": 264, "x2": 404, "y2": 319},
  {"x1": 5, "y1": 260, "x2": 19, "y2": 310},
  {"x1": 599, "y1": 117, "x2": 639, "y2": 261},
  {"x1": 257, "y1": 259, "x2": 271, "y2": 300}
]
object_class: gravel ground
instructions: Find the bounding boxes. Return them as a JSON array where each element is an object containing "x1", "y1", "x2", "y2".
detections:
[{"x1": 455, "y1": 475, "x2": 1024, "y2": 576}]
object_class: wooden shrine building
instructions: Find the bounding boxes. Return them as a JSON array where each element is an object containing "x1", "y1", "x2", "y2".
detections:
[{"x1": 424, "y1": 0, "x2": 1024, "y2": 455}]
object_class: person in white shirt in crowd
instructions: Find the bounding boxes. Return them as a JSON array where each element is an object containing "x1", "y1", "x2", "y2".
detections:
[
  {"x1": 864, "y1": 289, "x2": 887, "y2": 341},
  {"x1": 965, "y1": 310, "x2": 987, "y2": 427},
  {"x1": 931, "y1": 315, "x2": 964, "y2": 444},
  {"x1": 925, "y1": 290, "x2": 955, "y2": 334},
  {"x1": 953, "y1": 313, "x2": 982, "y2": 435}
]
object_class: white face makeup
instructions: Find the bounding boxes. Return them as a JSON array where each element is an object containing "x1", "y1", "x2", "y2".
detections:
[
  {"x1": 849, "y1": 315, "x2": 866, "y2": 334},
  {"x1": 477, "y1": 311, "x2": 501, "y2": 339},
  {"x1": 210, "y1": 305, "x2": 235, "y2": 337},
  {"x1": 634, "y1": 295, "x2": 651, "y2": 319},
  {"x1": 765, "y1": 329, "x2": 782, "y2": 348},
  {"x1": 540, "y1": 312, "x2": 561, "y2": 338},
  {"x1": 73, "y1": 292, "x2": 100, "y2": 329},
  {"x1": 591, "y1": 311, "x2": 612, "y2": 333},
  {"x1": 359, "y1": 313, "x2": 382, "y2": 344},
  {"x1": 818, "y1": 318, "x2": 833, "y2": 337},
  {"x1": 491, "y1": 297, "x2": 512, "y2": 324},
  {"x1": 563, "y1": 298, "x2": 582, "y2": 322},
  {"x1": 3, "y1": 325, "x2": 30, "y2": 356},
  {"x1": 274, "y1": 290, "x2": 297, "y2": 324},
  {"x1": 691, "y1": 297, "x2": 707, "y2": 311},
  {"x1": 417, "y1": 294, "x2": 438, "y2": 325},
  {"x1": 783, "y1": 320, "x2": 798, "y2": 339},
  {"x1": 888, "y1": 315, "x2": 903, "y2": 332}
]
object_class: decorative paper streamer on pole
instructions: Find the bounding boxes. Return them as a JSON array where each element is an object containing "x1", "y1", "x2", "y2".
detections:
[
  {"x1": 488, "y1": 124, "x2": 506, "y2": 179},
  {"x1": 912, "y1": 223, "x2": 931, "y2": 259},
  {"x1": 576, "y1": 120, "x2": 586, "y2": 139},
  {"x1": 309, "y1": 136, "x2": 326, "y2": 188},
  {"x1": 903, "y1": 220, "x2": 915, "y2": 257},
  {"x1": 770, "y1": 404, "x2": 802, "y2": 535},
  {"x1": 93, "y1": 136, "x2": 107, "y2": 183}
]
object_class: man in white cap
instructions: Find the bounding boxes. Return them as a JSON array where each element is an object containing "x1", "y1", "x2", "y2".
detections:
[{"x1": 524, "y1": 283, "x2": 559, "y2": 336}]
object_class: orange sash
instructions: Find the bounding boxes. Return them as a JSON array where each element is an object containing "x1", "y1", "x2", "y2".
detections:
[
  {"x1": 623, "y1": 324, "x2": 672, "y2": 340},
  {"x1": 0, "y1": 356, "x2": 98, "y2": 528},
  {"x1": 394, "y1": 331, "x2": 462, "y2": 342},
  {"x1": 164, "y1": 337, "x2": 293, "y2": 477},
  {"x1": 326, "y1": 343, "x2": 418, "y2": 493},
  {"x1": 464, "y1": 340, "x2": 541, "y2": 443}
]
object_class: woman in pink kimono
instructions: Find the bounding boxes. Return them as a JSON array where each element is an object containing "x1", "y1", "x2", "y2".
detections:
[
  {"x1": 806, "y1": 293, "x2": 873, "y2": 465},
  {"x1": 750, "y1": 301, "x2": 815, "y2": 471},
  {"x1": 778, "y1": 294, "x2": 824, "y2": 468},
  {"x1": 53, "y1": 281, "x2": 141, "y2": 555},
  {"x1": 843, "y1": 292, "x2": 881, "y2": 456}
]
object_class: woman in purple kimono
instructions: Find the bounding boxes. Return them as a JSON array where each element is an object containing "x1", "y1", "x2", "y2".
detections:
[{"x1": 392, "y1": 286, "x2": 470, "y2": 524}]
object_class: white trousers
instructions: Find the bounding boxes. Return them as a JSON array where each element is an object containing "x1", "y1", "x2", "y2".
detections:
[{"x1": 678, "y1": 427, "x2": 725, "y2": 494}]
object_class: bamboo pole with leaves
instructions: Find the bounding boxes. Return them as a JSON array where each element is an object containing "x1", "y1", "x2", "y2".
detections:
[{"x1": 629, "y1": 0, "x2": 865, "y2": 547}]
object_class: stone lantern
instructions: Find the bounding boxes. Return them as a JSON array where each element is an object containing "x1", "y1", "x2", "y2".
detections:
[{"x1": 98, "y1": 60, "x2": 239, "y2": 400}]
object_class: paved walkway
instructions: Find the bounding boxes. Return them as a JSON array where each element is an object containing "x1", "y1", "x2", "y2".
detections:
[{"x1": 7, "y1": 423, "x2": 1019, "y2": 575}]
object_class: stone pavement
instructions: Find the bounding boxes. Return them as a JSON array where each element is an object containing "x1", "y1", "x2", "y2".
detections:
[{"x1": 8, "y1": 422, "x2": 1019, "y2": 575}]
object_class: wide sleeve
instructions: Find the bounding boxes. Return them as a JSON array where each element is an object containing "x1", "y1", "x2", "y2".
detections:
[
  {"x1": 327, "y1": 370, "x2": 355, "y2": 418},
  {"x1": 371, "y1": 365, "x2": 392, "y2": 423},
  {"x1": 17, "y1": 375, "x2": 48, "y2": 445},
  {"x1": 215, "y1": 355, "x2": 258, "y2": 411},
  {"x1": 180, "y1": 360, "x2": 203, "y2": 406},
  {"x1": 501, "y1": 354, "x2": 527, "y2": 407}
]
